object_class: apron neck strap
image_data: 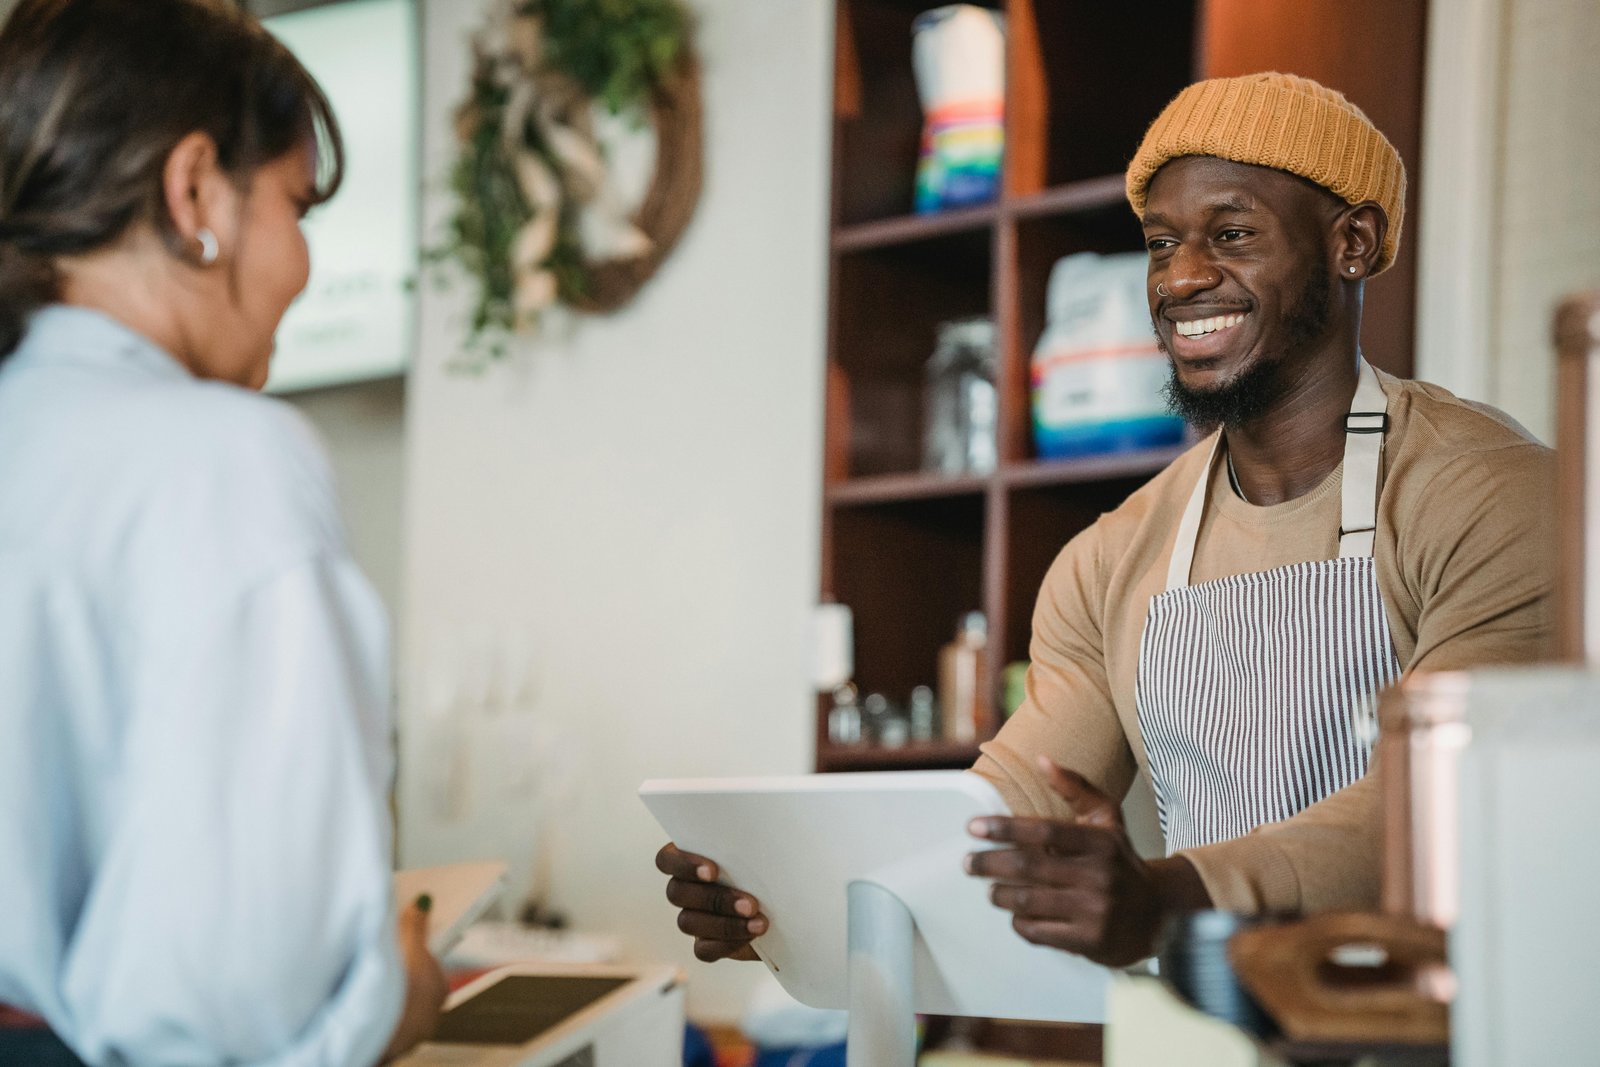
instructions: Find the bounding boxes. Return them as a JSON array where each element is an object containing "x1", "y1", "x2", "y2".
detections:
[
  {"x1": 1165, "y1": 358, "x2": 1389, "y2": 592},
  {"x1": 1337, "y1": 359, "x2": 1388, "y2": 558}
]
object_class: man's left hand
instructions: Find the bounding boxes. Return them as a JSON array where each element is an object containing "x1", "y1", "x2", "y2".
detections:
[{"x1": 965, "y1": 755, "x2": 1208, "y2": 968}]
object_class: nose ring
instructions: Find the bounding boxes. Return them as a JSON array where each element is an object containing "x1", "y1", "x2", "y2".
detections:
[{"x1": 1156, "y1": 283, "x2": 1170, "y2": 298}]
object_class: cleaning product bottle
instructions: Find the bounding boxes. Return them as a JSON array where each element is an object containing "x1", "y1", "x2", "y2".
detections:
[
  {"x1": 911, "y1": 6, "x2": 1006, "y2": 213},
  {"x1": 1031, "y1": 251, "x2": 1186, "y2": 458},
  {"x1": 938, "y1": 612, "x2": 988, "y2": 742}
]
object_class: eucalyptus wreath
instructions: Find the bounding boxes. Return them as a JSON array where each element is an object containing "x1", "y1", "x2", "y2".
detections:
[{"x1": 431, "y1": 0, "x2": 702, "y2": 361}]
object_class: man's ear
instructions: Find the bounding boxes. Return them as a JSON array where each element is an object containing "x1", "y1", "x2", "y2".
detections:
[
  {"x1": 161, "y1": 132, "x2": 234, "y2": 263},
  {"x1": 1332, "y1": 201, "x2": 1387, "y2": 281}
]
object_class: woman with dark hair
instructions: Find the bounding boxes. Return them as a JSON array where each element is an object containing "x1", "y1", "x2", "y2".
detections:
[{"x1": 0, "y1": 0, "x2": 444, "y2": 1062}]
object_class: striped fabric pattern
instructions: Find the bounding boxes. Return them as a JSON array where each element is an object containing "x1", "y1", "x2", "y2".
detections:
[{"x1": 1135, "y1": 555, "x2": 1401, "y2": 854}]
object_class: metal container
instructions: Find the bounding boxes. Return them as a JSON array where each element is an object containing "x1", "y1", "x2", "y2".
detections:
[
  {"x1": 1378, "y1": 674, "x2": 1473, "y2": 927},
  {"x1": 1554, "y1": 291, "x2": 1600, "y2": 662},
  {"x1": 1157, "y1": 910, "x2": 1276, "y2": 1039}
]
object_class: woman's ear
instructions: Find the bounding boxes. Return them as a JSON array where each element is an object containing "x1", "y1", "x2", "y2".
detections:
[
  {"x1": 1333, "y1": 201, "x2": 1388, "y2": 281},
  {"x1": 161, "y1": 132, "x2": 233, "y2": 264}
]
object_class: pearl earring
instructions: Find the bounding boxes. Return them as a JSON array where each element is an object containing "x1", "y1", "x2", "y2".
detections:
[{"x1": 197, "y1": 228, "x2": 219, "y2": 266}]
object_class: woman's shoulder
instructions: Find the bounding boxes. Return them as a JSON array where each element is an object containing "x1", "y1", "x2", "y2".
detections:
[
  {"x1": 127, "y1": 381, "x2": 346, "y2": 555},
  {"x1": 3, "y1": 307, "x2": 340, "y2": 525},
  {"x1": 137, "y1": 378, "x2": 332, "y2": 485},
  {"x1": 0, "y1": 360, "x2": 350, "y2": 618},
  {"x1": 50, "y1": 373, "x2": 347, "y2": 588}
]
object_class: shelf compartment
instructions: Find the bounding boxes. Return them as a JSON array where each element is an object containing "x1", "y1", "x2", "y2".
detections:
[
  {"x1": 834, "y1": 0, "x2": 1004, "y2": 227},
  {"x1": 834, "y1": 202, "x2": 997, "y2": 253},
  {"x1": 1005, "y1": 174, "x2": 1128, "y2": 221},
  {"x1": 999, "y1": 205, "x2": 1148, "y2": 465},
  {"x1": 1013, "y1": 204, "x2": 1148, "y2": 367},
  {"x1": 829, "y1": 493, "x2": 986, "y2": 705},
  {"x1": 1004, "y1": 0, "x2": 1199, "y2": 195},
  {"x1": 831, "y1": 230, "x2": 994, "y2": 478},
  {"x1": 827, "y1": 470, "x2": 990, "y2": 507},
  {"x1": 818, "y1": 740, "x2": 982, "y2": 773},
  {"x1": 1000, "y1": 444, "x2": 1189, "y2": 490},
  {"x1": 1000, "y1": 477, "x2": 1158, "y2": 667}
]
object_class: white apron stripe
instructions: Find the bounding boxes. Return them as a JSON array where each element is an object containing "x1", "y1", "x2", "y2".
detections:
[{"x1": 1135, "y1": 360, "x2": 1401, "y2": 854}]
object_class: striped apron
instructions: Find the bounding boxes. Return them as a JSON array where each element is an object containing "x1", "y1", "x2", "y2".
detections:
[{"x1": 1134, "y1": 359, "x2": 1401, "y2": 853}]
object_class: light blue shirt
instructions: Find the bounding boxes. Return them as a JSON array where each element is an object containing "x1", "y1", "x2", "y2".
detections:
[{"x1": 0, "y1": 307, "x2": 403, "y2": 1065}]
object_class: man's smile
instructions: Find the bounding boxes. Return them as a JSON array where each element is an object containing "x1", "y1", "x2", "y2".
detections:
[
  {"x1": 1161, "y1": 307, "x2": 1252, "y2": 360},
  {"x1": 1173, "y1": 312, "x2": 1249, "y2": 337}
]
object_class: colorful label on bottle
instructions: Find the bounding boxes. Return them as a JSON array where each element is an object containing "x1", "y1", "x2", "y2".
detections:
[
  {"x1": 1031, "y1": 343, "x2": 1185, "y2": 458},
  {"x1": 915, "y1": 100, "x2": 1003, "y2": 214}
]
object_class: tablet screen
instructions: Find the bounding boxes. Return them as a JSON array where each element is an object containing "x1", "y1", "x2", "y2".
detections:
[{"x1": 432, "y1": 975, "x2": 630, "y2": 1046}]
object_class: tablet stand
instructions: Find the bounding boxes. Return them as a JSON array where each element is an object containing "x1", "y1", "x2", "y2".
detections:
[
  {"x1": 846, "y1": 880, "x2": 917, "y2": 1067},
  {"x1": 641, "y1": 772, "x2": 1114, "y2": 1029}
]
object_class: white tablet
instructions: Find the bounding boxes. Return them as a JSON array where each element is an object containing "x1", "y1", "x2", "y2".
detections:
[{"x1": 639, "y1": 770, "x2": 1109, "y2": 1022}]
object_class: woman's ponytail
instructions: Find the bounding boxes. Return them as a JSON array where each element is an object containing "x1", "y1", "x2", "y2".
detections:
[{"x1": 0, "y1": 239, "x2": 58, "y2": 362}]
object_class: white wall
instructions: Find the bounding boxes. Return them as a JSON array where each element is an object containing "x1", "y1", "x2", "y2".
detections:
[
  {"x1": 399, "y1": 0, "x2": 831, "y2": 1022},
  {"x1": 1417, "y1": 0, "x2": 1600, "y2": 440},
  {"x1": 1488, "y1": 0, "x2": 1600, "y2": 439},
  {"x1": 285, "y1": 379, "x2": 408, "y2": 618}
]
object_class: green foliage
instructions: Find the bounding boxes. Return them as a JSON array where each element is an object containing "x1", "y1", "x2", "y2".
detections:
[
  {"x1": 431, "y1": 0, "x2": 691, "y2": 362},
  {"x1": 518, "y1": 0, "x2": 689, "y2": 115},
  {"x1": 425, "y1": 64, "x2": 529, "y2": 345}
]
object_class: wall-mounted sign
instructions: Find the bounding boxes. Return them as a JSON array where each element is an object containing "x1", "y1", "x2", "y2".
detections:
[{"x1": 263, "y1": 0, "x2": 419, "y2": 393}]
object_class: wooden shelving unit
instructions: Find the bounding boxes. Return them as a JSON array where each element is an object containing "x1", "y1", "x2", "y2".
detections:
[{"x1": 816, "y1": 0, "x2": 1427, "y2": 779}]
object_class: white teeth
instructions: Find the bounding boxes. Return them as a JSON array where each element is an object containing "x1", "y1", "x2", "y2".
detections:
[{"x1": 1174, "y1": 312, "x2": 1247, "y2": 338}]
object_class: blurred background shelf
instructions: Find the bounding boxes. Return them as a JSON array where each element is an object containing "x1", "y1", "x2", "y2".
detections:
[
  {"x1": 816, "y1": 740, "x2": 984, "y2": 773},
  {"x1": 826, "y1": 470, "x2": 990, "y2": 506},
  {"x1": 998, "y1": 446, "x2": 1190, "y2": 490},
  {"x1": 833, "y1": 202, "x2": 997, "y2": 252},
  {"x1": 1006, "y1": 175, "x2": 1129, "y2": 220}
]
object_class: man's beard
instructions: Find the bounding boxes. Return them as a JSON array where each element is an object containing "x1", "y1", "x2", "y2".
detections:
[{"x1": 1158, "y1": 262, "x2": 1333, "y2": 432}]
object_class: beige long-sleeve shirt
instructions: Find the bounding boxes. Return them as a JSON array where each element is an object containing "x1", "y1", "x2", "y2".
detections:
[{"x1": 972, "y1": 369, "x2": 1555, "y2": 914}]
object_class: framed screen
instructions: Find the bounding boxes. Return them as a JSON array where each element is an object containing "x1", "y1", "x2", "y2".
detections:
[{"x1": 261, "y1": 0, "x2": 419, "y2": 392}]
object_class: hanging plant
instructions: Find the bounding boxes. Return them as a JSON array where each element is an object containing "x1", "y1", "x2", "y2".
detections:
[{"x1": 431, "y1": 0, "x2": 704, "y2": 360}]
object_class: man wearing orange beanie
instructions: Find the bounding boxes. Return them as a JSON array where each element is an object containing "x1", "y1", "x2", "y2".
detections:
[{"x1": 660, "y1": 74, "x2": 1552, "y2": 969}]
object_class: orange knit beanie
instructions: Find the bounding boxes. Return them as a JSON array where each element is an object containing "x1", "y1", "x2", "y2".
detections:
[{"x1": 1125, "y1": 72, "x2": 1405, "y2": 274}]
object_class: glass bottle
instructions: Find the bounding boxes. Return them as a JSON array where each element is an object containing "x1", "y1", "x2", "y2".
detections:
[
  {"x1": 828, "y1": 682, "x2": 862, "y2": 745},
  {"x1": 909, "y1": 685, "x2": 938, "y2": 741},
  {"x1": 923, "y1": 318, "x2": 997, "y2": 476}
]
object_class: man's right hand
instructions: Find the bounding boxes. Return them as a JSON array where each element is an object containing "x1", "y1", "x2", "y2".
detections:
[{"x1": 655, "y1": 842, "x2": 767, "y2": 962}]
